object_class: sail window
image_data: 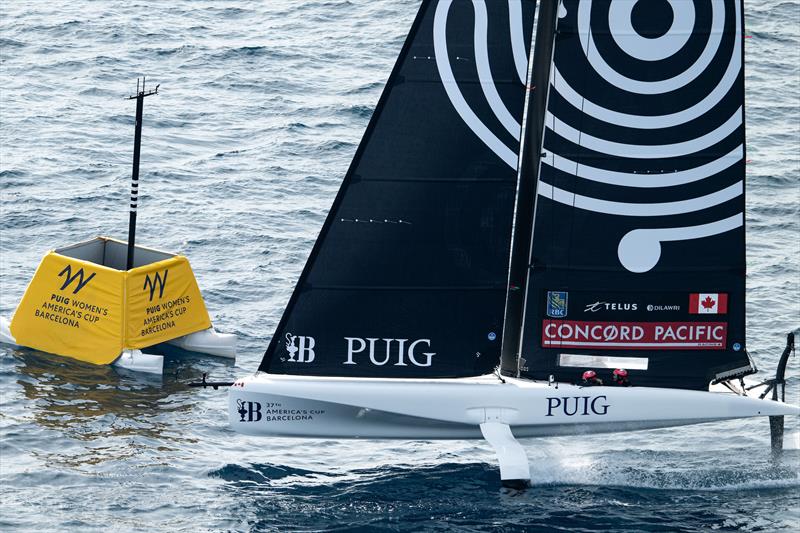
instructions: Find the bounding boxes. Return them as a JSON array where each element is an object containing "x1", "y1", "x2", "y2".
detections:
[{"x1": 558, "y1": 353, "x2": 649, "y2": 371}]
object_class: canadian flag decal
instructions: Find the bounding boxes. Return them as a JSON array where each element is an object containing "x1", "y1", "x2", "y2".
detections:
[{"x1": 689, "y1": 293, "x2": 728, "y2": 314}]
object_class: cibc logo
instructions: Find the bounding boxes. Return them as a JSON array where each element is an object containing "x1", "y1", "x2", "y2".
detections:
[
  {"x1": 343, "y1": 337, "x2": 435, "y2": 367},
  {"x1": 58, "y1": 264, "x2": 96, "y2": 294},
  {"x1": 236, "y1": 399, "x2": 262, "y2": 422},
  {"x1": 284, "y1": 333, "x2": 316, "y2": 363}
]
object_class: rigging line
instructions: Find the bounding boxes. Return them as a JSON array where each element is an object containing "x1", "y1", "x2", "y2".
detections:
[{"x1": 473, "y1": 0, "x2": 522, "y2": 138}]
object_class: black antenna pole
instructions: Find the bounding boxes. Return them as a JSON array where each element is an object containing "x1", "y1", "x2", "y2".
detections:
[{"x1": 126, "y1": 77, "x2": 159, "y2": 270}]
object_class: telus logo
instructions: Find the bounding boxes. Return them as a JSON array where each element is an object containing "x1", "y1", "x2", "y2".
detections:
[
  {"x1": 285, "y1": 333, "x2": 315, "y2": 363},
  {"x1": 343, "y1": 337, "x2": 435, "y2": 367},
  {"x1": 583, "y1": 301, "x2": 638, "y2": 312}
]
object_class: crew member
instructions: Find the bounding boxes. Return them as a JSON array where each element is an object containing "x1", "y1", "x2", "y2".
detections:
[
  {"x1": 611, "y1": 368, "x2": 631, "y2": 387},
  {"x1": 581, "y1": 369, "x2": 603, "y2": 387}
]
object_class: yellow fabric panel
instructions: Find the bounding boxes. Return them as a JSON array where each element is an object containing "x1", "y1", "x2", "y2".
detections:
[
  {"x1": 9, "y1": 252, "x2": 124, "y2": 364},
  {"x1": 124, "y1": 256, "x2": 211, "y2": 349}
]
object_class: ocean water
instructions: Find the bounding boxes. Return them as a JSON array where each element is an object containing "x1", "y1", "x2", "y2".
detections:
[{"x1": 1, "y1": 0, "x2": 799, "y2": 531}]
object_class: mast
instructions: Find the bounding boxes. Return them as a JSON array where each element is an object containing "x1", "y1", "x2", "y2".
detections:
[
  {"x1": 501, "y1": 0, "x2": 560, "y2": 376},
  {"x1": 126, "y1": 77, "x2": 159, "y2": 270}
]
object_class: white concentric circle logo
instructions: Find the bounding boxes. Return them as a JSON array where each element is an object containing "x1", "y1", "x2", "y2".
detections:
[{"x1": 537, "y1": 0, "x2": 744, "y2": 273}]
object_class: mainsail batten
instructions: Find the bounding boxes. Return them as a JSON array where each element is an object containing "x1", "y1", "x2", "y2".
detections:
[
  {"x1": 513, "y1": 0, "x2": 752, "y2": 389},
  {"x1": 259, "y1": 0, "x2": 535, "y2": 378}
]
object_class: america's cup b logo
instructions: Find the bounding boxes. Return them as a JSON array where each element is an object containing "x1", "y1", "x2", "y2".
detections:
[
  {"x1": 285, "y1": 333, "x2": 315, "y2": 363},
  {"x1": 236, "y1": 399, "x2": 262, "y2": 422}
]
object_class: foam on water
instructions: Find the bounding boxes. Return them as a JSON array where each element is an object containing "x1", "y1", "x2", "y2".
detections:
[{"x1": 784, "y1": 430, "x2": 800, "y2": 450}]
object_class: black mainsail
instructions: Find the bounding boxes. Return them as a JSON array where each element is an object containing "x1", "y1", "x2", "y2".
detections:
[
  {"x1": 260, "y1": 0, "x2": 536, "y2": 377},
  {"x1": 511, "y1": 0, "x2": 753, "y2": 389}
]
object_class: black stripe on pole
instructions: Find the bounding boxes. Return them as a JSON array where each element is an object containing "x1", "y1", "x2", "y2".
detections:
[{"x1": 125, "y1": 77, "x2": 158, "y2": 270}]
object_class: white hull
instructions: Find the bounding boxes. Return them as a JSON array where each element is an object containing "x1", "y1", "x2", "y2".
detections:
[{"x1": 229, "y1": 373, "x2": 799, "y2": 439}]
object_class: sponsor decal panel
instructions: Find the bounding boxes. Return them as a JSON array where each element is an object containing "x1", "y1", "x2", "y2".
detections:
[
  {"x1": 10, "y1": 251, "x2": 211, "y2": 364},
  {"x1": 9, "y1": 253, "x2": 123, "y2": 364},
  {"x1": 283, "y1": 333, "x2": 316, "y2": 363},
  {"x1": 647, "y1": 304, "x2": 681, "y2": 312},
  {"x1": 689, "y1": 293, "x2": 728, "y2": 314},
  {"x1": 546, "y1": 396, "x2": 609, "y2": 417},
  {"x1": 235, "y1": 399, "x2": 325, "y2": 423},
  {"x1": 541, "y1": 320, "x2": 727, "y2": 350},
  {"x1": 546, "y1": 291, "x2": 568, "y2": 318},
  {"x1": 279, "y1": 335, "x2": 437, "y2": 367},
  {"x1": 125, "y1": 258, "x2": 211, "y2": 348},
  {"x1": 542, "y1": 291, "x2": 734, "y2": 317},
  {"x1": 343, "y1": 337, "x2": 435, "y2": 367},
  {"x1": 583, "y1": 301, "x2": 638, "y2": 313}
]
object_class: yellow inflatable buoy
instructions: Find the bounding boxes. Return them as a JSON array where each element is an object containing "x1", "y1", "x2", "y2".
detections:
[
  {"x1": 2, "y1": 79, "x2": 234, "y2": 373},
  {"x1": 9, "y1": 237, "x2": 212, "y2": 365}
]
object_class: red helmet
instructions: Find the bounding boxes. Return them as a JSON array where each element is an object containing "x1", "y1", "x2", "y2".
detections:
[
  {"x1": 582, "y1": 370, "x2": 597, "y2": 381},
  {"x1": 613, "y1": 368, "x2": 628, "y2": 380}
]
